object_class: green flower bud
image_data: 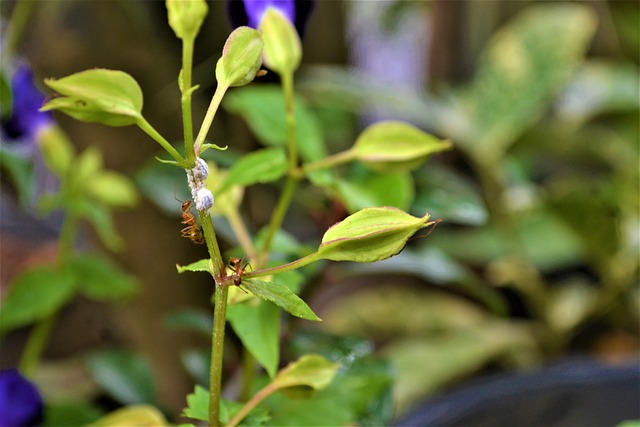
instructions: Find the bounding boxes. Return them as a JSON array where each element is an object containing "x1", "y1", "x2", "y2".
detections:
[
  {"x1": 352, "y1": 121, "x2": 453, "y2": 173},
  {"x1": 37, "y1": 125, "x2": 75, "y2": 177},
  {"x1": 216, "y1": 26, "x2": 264, "y2": 88},
  {"x1": 259, "y1": 7, "x2": 302, "y2": 75},
  {"x1": 41, "y1": 69, "x2": 143, "y2": 127},
  {"x1": 166, "y1": 0, "x2": 208, "y2": 40}
]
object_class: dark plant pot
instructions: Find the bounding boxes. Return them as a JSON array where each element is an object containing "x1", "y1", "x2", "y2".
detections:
[{"x1": 394, "y1": 358, "x2": 640, "y2": 427}]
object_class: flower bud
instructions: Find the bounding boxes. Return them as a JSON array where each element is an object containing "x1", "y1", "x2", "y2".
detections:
[
  {"x1": 259, "y1": 8, "x2": 302, "y2": 75},
  {"x1": 216, "y1": 26, "x2": 264, "y2": 88},
  {"x1": 166, "y1": 0, "x2": 208, "y2": 40}
]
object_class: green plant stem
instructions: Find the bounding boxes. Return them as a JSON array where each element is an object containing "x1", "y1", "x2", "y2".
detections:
[
  {"x1": 181, "y1": 37, "x2": 196, "y2": 164},
  {"x1": 194, "y1": 83, "x2": 229, "y2": 155},
  {"x1": 258, "y1": 71, "x2": 299, "y2": 261},
  {"x1": 245, "y1": 251, "x2": 321, "y2": 279},
  {"x1": 136, "y1": 118, "x2": 186, "y2": 166},
  {"x1": 19, "y1": 211, "x2": 78, "y2": 377},
  {"x1": 209, "y1": 282, "x2": 229, "y2": 427},
  {"x1": 198, "y1": 210, "x2": 227, "y2": 427},
  {"x1": 227, "y1": 380, "x2": 278, "y2": 427},
  {"x1": 2, "y1": 0, "x2": 36, "y2": 63},
  {"x1": 226, "y1": 208, "x2": 257, "y2": 262},
  {"x1": 301, "y1": 149, "x2": 356, "y2": 174}
]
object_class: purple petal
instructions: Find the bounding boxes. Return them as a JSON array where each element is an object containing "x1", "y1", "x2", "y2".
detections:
[
  {"x1": 227, "y1": 0, "x2": 314, "y2": 36},
  {"x1": 0, "y1": 369, "x2": 44, "y2": 427},
  {"x1": 1, "y1": 65, "x2": 53, "y2": 142}
]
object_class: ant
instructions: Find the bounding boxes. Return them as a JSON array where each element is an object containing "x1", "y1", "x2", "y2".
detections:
[
  {"x1": 228, "y1": 256, "x2": 250, "y2": 286},
  {"x1": 179, "y1": 199, "x2": 205, "y2": 244}
]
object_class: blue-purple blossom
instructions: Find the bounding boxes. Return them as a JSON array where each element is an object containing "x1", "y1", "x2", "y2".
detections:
[
  {"x1": 1, "y1": 65, "x2": 53, "y2": 143},
  {"x1": 0, "y1": 369, "x2": 44, "y2": 427},
  {"x1": 227, "y1": 0, "x2": 314, "y2": 36}
]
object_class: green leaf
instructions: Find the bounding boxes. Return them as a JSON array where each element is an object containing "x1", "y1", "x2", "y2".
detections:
[
  {"x1": 77, "y1": 200, "x2": 124, "y2": 251},
  {"x1": 242, "y1": 278, "x2": 321, "y2": 321},
  {"x1": 42, "y1": 69, "x2": 143, "y2": 127},
  {"x1": 37, "y1": 125, "x2": 76, "y2": 177},
  {"x1": 216, "y1": 26, "x2": 264, "y2": 88},
  {"x1": 271, "y1": 354, "x2": 339, "y2": 392},
  {"x1": 182, "y1": 385, "x2": 209, "y2": 422},
  {"x1": 223, "y1": 86, "x2": 327, "y2": 167},
  {"x1": 86, "y1": 350, "x2": 155, "y2": 405},
  {"x1": 318, "y1": 207, "x2": 434, "y2": 262},
  {"x1": 166, "y1": 0, "x2": 208, "y2": 41},
  {"x1": 85, "y1": 171, "x2": 139, "y2": 208},
  {"x1": 352, "y1": 121, "x2": 452, "y2": 173},
  {"x1": 176, "y1": 258, "x2": 212, "y2": 274},
  {"x1": 73, "y1": 146, "x2": 103, "y2": 186},
  {"x1": 459, "y1": 3, "x2": 597, "y2": 160},
  {"x1": 67, "y1": 253, "x2": 138, "y2": 301},
  {"x1": 556, "y1": 60, "x2": 640, "y2": 124},
  {"x1": 266, "y1": 356, "x2": 393, "y2": 427},
  {"x1": 227, "y1": 301, "x2": 280, "y2": 377},
  {"x1": 336, "y1": 167, "x2": 414, "y2": 213},
  {"x1": 44, "y1": 402, "x2": 103, "y2": 427},
  {"x1": 259, "y1": 8, "x2": 302, "y2": 75},
  {"x1": 0, "y1": 143, "x2": 34, "y2": 206},
  {"x1": 0, "y1": 266, "x2": 77, "y2": 334},
  {"x1": 88, "y1": 405, "x2": 168, "y2": 426},
  {"x1": 218, "y1": 147, "x2": 287, "y2": 194},
  {"x1": 0, "y1": 71, "x2": 11, "y2": 119}
]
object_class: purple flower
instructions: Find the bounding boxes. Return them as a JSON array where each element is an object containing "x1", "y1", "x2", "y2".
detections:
[
  {"x1": 227, "y1": 0, "x2": 314, "y2": 36},
  {"x1": 1, "y1": 65, "x2": 53, "y2": 143},
  {"x1": 0, "y1": 369, "x2": 44, "y2": 427}
]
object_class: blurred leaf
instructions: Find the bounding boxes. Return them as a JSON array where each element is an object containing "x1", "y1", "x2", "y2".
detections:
[
  {"x1": 223, "y1": 85, "x2": 326, "y2": 164},
  {"x1": 0, "y1": 266, "x2": 77, "y2": 334},
  {"x1": 77, "y1": 198, "x2": 124, "y2": 252},
  {"x1": 429, "y1": 209, "x2": 584, "y2": 271},
  {"x1": 0, "y1": 144, "x2": 34, "y2": 206},
  {"x1": 164, "y1": 308, "x2": 212, "y2": 336},
  {"x1": 180, "y1": 348, "x2": 210, "y2": 386},
  {"x1": 322, "y1": 287, "x2": 489, "y2": 339},
  {"x1": 86, "y1": 350, "x2": 155, "y2": 405},
  {"x1": 218, "y1": 147, "x2": 287, "y2": 194},
  {"x1": 556, "y1": 60, "x2": 640, "y2": 124},
  {"x1": 545, "y1": 280, "x2": 598, "y2": 333},
  {"x1": 182, "y1": 386, "x2": 270, "y2": 425},
  {"x1": 135, "y1": 157, "x2": 191, "y2": 214},
  {"x1": 336, "y1": 167, "x2": 414, "y2": 213},
  {"x1": 44, "y1": 402, "x2": 103, "y2": 427},
  {"x1": 0, "y1": 71, "x2": 11, "y2": 118},
  {"x1": 68, "y1": 253, "x2": 138, "y2": 301},
  {"x1": 413, "y1": 165, "x2": 488, "y2": 226},
  {"x1": 384, "y1": 323, "x2": 538, "y2": 413},
  {"x1": 85, "y1": 170, "x2": 139, "y2": 208},
  {"x1": 289, "y1": 330, "x2": 374, "y2": 367},
  {"x1": 318, "y1": 207, "x2": 433, "y2": 262},
  {"x1": 254, "y1": 228, "x2": 305, "y2": 258},
  {"x1": 459, "y1": 3, "x2": 597, "y2": 160},
  {"x1": 227, "y1": 300, "x2": 280, "y2": 377},
  {"x1": 271, "y1": 354, "x2": 339, "y2": 392},
  {"x1": 38, "y1": 125, "x2": 75, "y2": 177},
  {"x1": 242, "y1": 278, "x2": 321, "y2": 321},
  {"x1": 89, "y1": 405, "x2": 168, "y2": 426}
]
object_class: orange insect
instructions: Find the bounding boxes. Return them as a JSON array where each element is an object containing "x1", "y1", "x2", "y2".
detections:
[
  {"x1": 228, "y1": 256, "x2": 249, "y2": 286},
  {"x1": 179, "y1": 200, "x2": 205, "y2": 244}
]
